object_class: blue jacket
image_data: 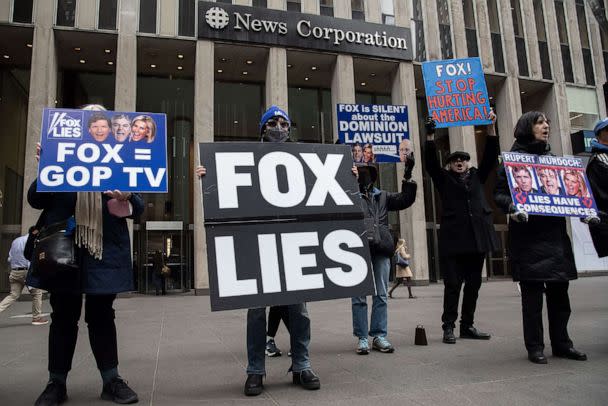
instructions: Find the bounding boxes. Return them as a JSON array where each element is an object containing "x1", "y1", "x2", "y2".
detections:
[{"x1": 26, "y1": 180, "x2": 144, "y2": 294}]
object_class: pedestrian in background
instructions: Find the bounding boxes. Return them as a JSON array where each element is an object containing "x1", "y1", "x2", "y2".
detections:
[
  {"x1": 0, "y1": 231, "x2": 48, "y2": 325},
  {"x1": 424, "y1": 110, "x2": 498, "y2": 345},
  {"x1": 265, "y1": 305, "x2": 289, "y2": 357},
  {"x1": 388, "y1": 238, "x2": 416, "y2": 299}
]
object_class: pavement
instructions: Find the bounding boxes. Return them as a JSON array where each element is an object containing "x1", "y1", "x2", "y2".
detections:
[{"x1": 1, "y1": 277, "x2": 607, "y2": 406}]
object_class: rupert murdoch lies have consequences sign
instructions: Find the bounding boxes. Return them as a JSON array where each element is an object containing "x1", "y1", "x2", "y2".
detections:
[
  {"x1": 199, "y1": 142, "x2": 375, "y2": 311},
  {"x1": 37, "y1": 108, "x2": 167, "y2": 192}
]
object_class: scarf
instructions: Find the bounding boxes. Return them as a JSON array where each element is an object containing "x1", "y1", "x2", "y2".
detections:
[{"x1": 75, "y1": 192, "x2": 103, "y2": 260}]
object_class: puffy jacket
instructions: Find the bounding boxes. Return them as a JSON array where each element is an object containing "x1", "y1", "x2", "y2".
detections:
[
  {"x1": 494, "y1": 141, "x2": 577, "y2": 282},
  {"x1": 586, "y1": 142, "x2": 608, "y2": 257},
  {"x1": 26, "y1": 180, "x2": 144, "y2": 294},
  {"x1": 360, "y1": 180, "x2": 417, "y2": 257},
  {"x1": 425, "y1": 138, "x2": 500, "y2": 256}
]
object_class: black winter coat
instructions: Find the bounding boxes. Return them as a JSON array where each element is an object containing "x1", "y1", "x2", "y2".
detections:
[
  {"x1": 26, "y1": 180, "x2": 144, "y2": 294},
  {"x1": 586, "y1": 145, "x2": 608, "y2": 257},
  {"x1": 360, "y1": 179, "x2": 417, "y2": 257},
  {"x1": 425, "y1": 137, "x2": 500, "y2": 257},
  {"x1": 494, "y1": 140, "x2": 577, "y2": 282}
]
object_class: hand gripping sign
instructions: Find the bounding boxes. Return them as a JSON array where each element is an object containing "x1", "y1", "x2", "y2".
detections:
[
  {"x1": 199, "y1": 142, "x2": 375, "y2": 311},
  {"x1": 422, "y1": 57, "x2": 492, "y2": 128},
  {"x1": 502, "y1": 152, "x2": 598, "y2": 218},
  {"x1": 37, "y1": 108, "x2": 167, "y2": 192}
]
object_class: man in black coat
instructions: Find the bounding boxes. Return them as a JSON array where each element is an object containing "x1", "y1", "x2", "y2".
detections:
[
  {"x1": 586, "y1": 117, "x2": 608, "y2": 258},
  {"x1": 424, "y1": 112, "x2": 498, "y2": 344}
]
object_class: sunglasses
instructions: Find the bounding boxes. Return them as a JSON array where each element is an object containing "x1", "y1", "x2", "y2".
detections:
[{"x1": 266, "y1": 119, "x2": 290, "y2": 129}]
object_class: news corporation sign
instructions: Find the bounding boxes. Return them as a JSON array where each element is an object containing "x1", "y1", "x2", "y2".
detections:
[{"x1": 198, "y1": 1, "x2": 413, "y2": 61}]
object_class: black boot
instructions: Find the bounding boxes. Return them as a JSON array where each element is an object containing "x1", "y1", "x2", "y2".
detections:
[
  {"x1": 460, "y1": 325, "x2": 491, "y2": 340},
  {"x1": 553, "y1": 347, "x2": 587, "y2": 361},
  {"x1": 443, "y1": 328, "x2": 456, "y2": 344},
  {"x1": 244, "y1": 374, "x2": 264, "y2": 396},
  {"x1": 528, "y1": 350, "x2": 548, "y2": 364},
  {"x1": 292, "y1": 369, "x2": 321, "y2": 390}
]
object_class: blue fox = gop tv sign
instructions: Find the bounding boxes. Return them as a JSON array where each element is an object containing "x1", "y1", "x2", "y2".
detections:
[{"x1": 37, "y1": 108, "x2": 168, "y2": 192}]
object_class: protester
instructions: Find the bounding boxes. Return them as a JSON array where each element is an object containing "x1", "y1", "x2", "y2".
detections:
[
  {"x1": 196, "y1": 105, "x2": 323, "y2": 396},
  {"x1": 424, "y1": 110, "x2": 498, "y2": 345},
  {"x1": 30, "y1": 104, "x2": 143, "y2": 405},
  {"x1": 388, "y1": 238, "x2": 416, "y2": 299},
  {"x1": 0, "y1": 231, "x2": 48, "y2": 325},
  {"x1": 586, "y1": 117, "x2": 608, "y2": 258},
  {"x1": 494, "y1": 110, "x2": 594, "y2": 364},
  {"x1": 352, "y1": 155, "x2": 416, "y2": 355},
  {"x1": 266, "y1": 305, "x2": 289, "y2": 357}
]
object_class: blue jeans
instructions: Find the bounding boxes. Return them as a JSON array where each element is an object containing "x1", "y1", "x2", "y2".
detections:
[
  {"x1": 352, "y1": 254, "x2": 390, "y2": 338},
  {"x1": 246, "y1": 303, "x2": 311, "y2": 375}
]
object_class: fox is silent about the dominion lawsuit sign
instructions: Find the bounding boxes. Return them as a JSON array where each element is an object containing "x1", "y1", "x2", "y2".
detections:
[{"x1": 199, "y1": 142, "x2": 375, "y2": 311}]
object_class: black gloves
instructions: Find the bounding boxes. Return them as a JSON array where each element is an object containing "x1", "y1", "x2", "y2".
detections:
[
  {"x1": 425, "y1": 117, "x2": 436, "y2": 135},
  {"x1": 403, "y1": 153, "x2": 415, "y2": 180}
]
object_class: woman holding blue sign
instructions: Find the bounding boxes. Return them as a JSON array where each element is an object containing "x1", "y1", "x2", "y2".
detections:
[
  {"x1": 30, "y1": 104, "x2": 144, "y2": 405},
  {"x1": 494, "y1": 111, "x2": 595, "y2": 364}
]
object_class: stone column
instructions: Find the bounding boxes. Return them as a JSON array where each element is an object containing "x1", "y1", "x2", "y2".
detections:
[
  {"x1": 21, "y1": 0, "x2": 58, "y2": 233},
  {"x1": 475, "y1": 0, "x2": 495, "y2": 72},
  {"x1": 521, "y1": 0, "x2": 542, "y2": 80},
  {"x1": 115, "y1": 0, "x2": 138, "y2": 111},
  {"x1": 331, "y1": 56, "x2": 355, "y2": 141},
  {"x1": 265, "y1": 0, "x2": 287, "y2": 110},
  {"x1": 365, "y1": 0, "x2": 381, "y2": 23},
  {"x1": 0, "y1": 0, "x2": 10, "y2": 22},
  {"x1": 563, "y1": 0, "x2": 586, "y2": 84},
  {"x1": 193, "y1": 40, "x2": 214, "y2": 293},
  {"x1": 159, "y1": 0, "x2": 178, "y2": 37},
  {"x1": 588, "y1": 5, "x2": 607, "y2": 117},
  {"x1": 301, "y1": 0, "x2": 319, "y2": 14},
  {"x1": 76, "y1": 0, "x2": 97, "y2": 30},
  {"x1": 421, "y1": 0, "x2": 441, "y2": 60}
]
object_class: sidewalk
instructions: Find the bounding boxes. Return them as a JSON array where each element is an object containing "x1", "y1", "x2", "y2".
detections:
[{"x1": 1, "y1": 277, "x2": 607, "y2": 405}]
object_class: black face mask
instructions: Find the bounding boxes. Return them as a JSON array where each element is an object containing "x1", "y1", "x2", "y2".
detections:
[{"x1": 262, "y1": 128, "x2": 289, "y2": 143}]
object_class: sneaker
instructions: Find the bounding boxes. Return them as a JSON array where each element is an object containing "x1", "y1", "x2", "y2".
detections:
[
  {"x1": 101, "y1": 377, "x2": 139, "y2": 404},
  {"x1": 32, "y1": 317, "x2": 49, "y2": 326},
  {"x1": 372, "y1": 336, "x2": 395, "y2": 353},
  {"x1": 265, "y1": 338, "x2": 282, "y2": 357},
  {"x1": 356, "y1": 337, "x2": 369, "y2": 355},
  {"x1": 35, "y1": 380, "x2": 67, "y2": 406}
]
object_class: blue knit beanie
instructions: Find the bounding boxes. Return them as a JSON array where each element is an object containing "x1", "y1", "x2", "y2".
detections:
[{"x1": 259, "y1": 105, "x2": 291, "y2": 135}]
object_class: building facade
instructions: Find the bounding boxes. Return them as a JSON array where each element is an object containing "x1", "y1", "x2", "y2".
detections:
[{"x1": 0, "y1": 0, "x2": 606, "y2": 294}]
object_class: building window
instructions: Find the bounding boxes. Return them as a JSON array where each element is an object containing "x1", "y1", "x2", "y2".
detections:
[
  {"x1": 601, "y1": 17, "x2": 608, "y2": 81},
  {"x1": 463, "y1": 0, "x2": 478, "y2": 57},
  {"x1": 139, "y1": 0, "x2": 158, "y2": 34},
  {"x1": 511, "y1": 0, "x2": 529, "y2": 76},
  {"x1": 288, "y1": 87, "x2": 332, "y2": 144},
  {"x1": 412, "y1": 0, "x2": 426, "y2": 61},
  {"x1": 437, "y1": 0, "x2": 453, "y2": 59},
  {"x1": 576, "y1": 0, "x2": 595, "y2": 85},
  {"x1": 351, "y1": 0, "x2": 364, "y2": 20},
  {"x1": 533, "y1": 0, "x2": 552, "y2": 79},
  {"x1": 217, "y1": 0, "x2": 232, "y2": 3},
  {"x1": 487, "y1": 0, "x2": 505, "y2": 73},
  {"x1": 215, "y1": 82, "x2": 264, "y2": 141},
  {"x1": 320, "y1": 0, "x2": 334, "y2": 17},
  {"x1": 381, "y1": 0, "x2": 395, "y2": 25},
  {"x1": 178, "y1": 0, "x2": 196, "y2": 36},
  {"x1": 253, "y1": 0, "x2": 268, "y2": 7},
  {"x1": 287, "y1": 0, "x2": 300, "y2": 12},
  {"x1": 12, "y1": 0, "x2": 33, "y2": 23},
  {"x1": 555, "y1": 0, "x2": 574, "y2": 83},
  {"x1": 56, "y1": 0, "x2": 76, "y2": 27},
  {"x1": 98, "y1": 0, "x2": 118, "y2": 30}
]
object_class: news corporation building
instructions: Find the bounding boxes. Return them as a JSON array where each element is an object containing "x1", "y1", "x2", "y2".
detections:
[{"x1": 1, "y1": 0, "x2": 607, "y2": 295}]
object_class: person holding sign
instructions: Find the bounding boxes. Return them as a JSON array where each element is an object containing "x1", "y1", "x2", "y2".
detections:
[
  {"x1": 30, "y1": 105, "x2": 143, "y2": 405},
  {"x1": 494, "y1": 111, "x2": 591, "y2": 364},
  {"x1": 196, "y1": 106, "x2": 321, "y2": 396},
  {"x1": 424, "y1": 110, "x2": 498, "y2": 345},
  {"x1": 586, "y1": 117, "x2": 608, "y2": 257},
  {"x1": 351, "y1": 156, "x2": 416, "y2": 355}
]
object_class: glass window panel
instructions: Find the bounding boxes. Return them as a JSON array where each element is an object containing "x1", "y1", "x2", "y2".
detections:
[
  {"x1": 462, "y1": 0, "x2": 475, "y2": 29},
  {"x1": 12, "y1": 0, "x2": 33, "y2": 23},
  {"x1": 555, "y1": 1, "x2": 569, "y2": 45},
  {"x1": 539, "y1": 41, "x2": 552, "y2": 79},
  {"x1": 515, "y1": 37, "x2": 529, "y2": 76},
  {"x1": 437, "y1": 0, "x2": 453, "y2": 59},
  {"x1": 533, "y1": 0, "x2": 547, "y2": 41},
  {"x1": 320, "y1": 0, "x2": 334, "y2": 17},
  {"x1": 56, "y1": 0, "x2": 76, "y2": 27},
  {"x1": 561, "y1": 44, "x2": 574, "y2": 82},
  {"x1": 286, "y1": 0, "x2": 300, "y2": 12},
  {"x1": 59, "y1": 71, "x2": 116, "y2": 110},
  {"x1": 487, "y1": 0, "x2": 500, "y2": 33},
  {"x1": 352, "y1": 0, "x2": 364, "y2": 20},
  {"x1": 139, "y1": 0, "x2": 158, "y2": 34},
  {"x1": 511, "y1": 0, "x2": 524, "y2": 37},
  {"x1": 214, "y1": 82, "x2": 263, "y2": 141},
  {"x1": 576, "y1": 4, "x2": 590, "y2": 49},
  {"x1": 253, "y1": 0, "x2": 268, "y2": 7},
  {"x1": 412, "y1": 0, "x2": 426, "y2": 61},
  {"x1": 179, "y1": 0, "x2": 196, "y2": 36},
  {"x1": 288, "y1": 87, "x2": 322, "y2": 143},
  {"x1": 492, "y1": 33, "x2": 505, "y2": 73},
  {"x1": 99, "y1": 0, "x2": 118, "y2": 30}
]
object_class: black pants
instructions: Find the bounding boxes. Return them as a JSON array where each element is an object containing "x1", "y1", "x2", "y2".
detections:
[
  {"x1": 267, "y1": 305, "x2": 290, "y2": 337},
  {"x1": 520, "y1": 281, "x2": 573, "y2": 353},
  {"x1": 49, "y1": 293, "x2": 118, "y2": 374},
  {"x1": 441, "y1": 253, "x2": 485, "y2": 330}
]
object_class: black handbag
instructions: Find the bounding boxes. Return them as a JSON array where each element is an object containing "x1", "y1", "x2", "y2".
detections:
[
  {"x1": 24, "y1": 211, "x2": 46, "y2": 261},
  {"x1": 30, "y1": 219, "x2": 78, "y2": 277}
]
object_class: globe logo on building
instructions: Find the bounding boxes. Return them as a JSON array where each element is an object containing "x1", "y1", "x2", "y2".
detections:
[{"x1": 205, "y1": 7, "x2": 230, "y2": 30}]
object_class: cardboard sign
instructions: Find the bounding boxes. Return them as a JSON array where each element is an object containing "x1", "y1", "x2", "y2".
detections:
[
  {"x1": 337, "y1": 104, "x2": 409, "y2": 163},
  {"x1": 199, "y1": 142, "x2": 375, "y2": 311},
  {"x1": 422, "y1": 57, "x2": 492, "y2": 128},
  {"x1": 502, "y1": 152, "x2": 598, "y2": 218},
  {"x1": 37, "y1": 108, "x2": 167, "y2": 192}
]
